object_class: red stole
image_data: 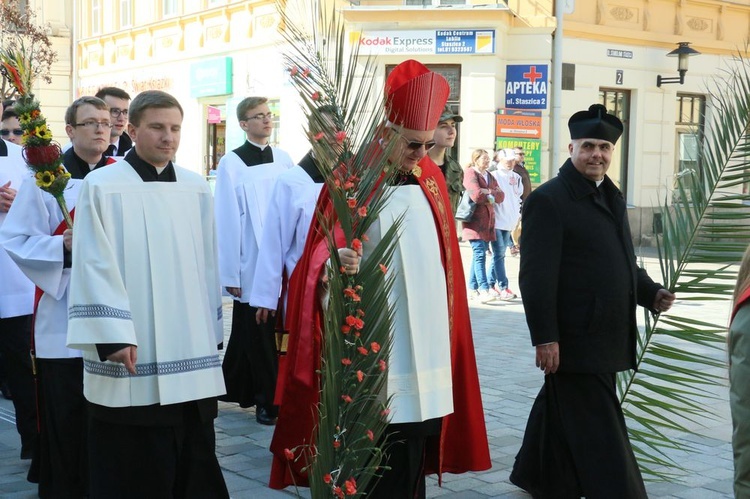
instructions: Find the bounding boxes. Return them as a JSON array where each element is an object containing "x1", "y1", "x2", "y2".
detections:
[{"x1": 268, "y1": 156, "x2": 491, "y2": 489}]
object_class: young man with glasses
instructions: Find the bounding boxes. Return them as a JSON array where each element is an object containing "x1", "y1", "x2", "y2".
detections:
[
  {"x1": 0, "y1": 96, "x2": 116, "y2": 497},
  {"x1": 94, "y1": 86, "x2": 132, "y2": 156},
  {"x1": 214, "y1": 96, "x2": 294, "y2": 426},
  {"x1": 63, "y1": 96, "x2": 116, "y2": 177},
  {"x1": 1, "y1": 107, "x2": 23, "y2": 145}
]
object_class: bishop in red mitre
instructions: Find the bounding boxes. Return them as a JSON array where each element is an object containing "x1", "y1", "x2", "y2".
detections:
[{"x1": 269, "y1": 59, "x2": 491, "y2": 495}]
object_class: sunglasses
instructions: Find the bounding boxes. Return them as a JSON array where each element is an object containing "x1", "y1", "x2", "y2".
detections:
[
  {"x1": 0, "y1": 129, "x2": 23, "y2": 137},
  {"x1": 398, "y1": 136, "x2": 436, "y2": 151}
]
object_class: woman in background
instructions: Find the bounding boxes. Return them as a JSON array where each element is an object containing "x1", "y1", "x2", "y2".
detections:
[{"x1": 462, "y1": 149, "x2": 503, "y2": 304}]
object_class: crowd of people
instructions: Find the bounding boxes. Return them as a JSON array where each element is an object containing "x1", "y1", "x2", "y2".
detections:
[{"x1": 5, "y1": 58, "x2": 730, "y2": 499}]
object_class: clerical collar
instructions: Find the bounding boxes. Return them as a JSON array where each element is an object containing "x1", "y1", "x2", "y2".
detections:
[
  {"x1": 124, "y1": 148, "x2": 176, "y2": 182},
  {"x1": 595, "y1": 179, "x2": 604, "y2": 187},
  {"x1": 247, "y1": 140, "x2": 269, "y2": 150},
  {"x1": 391, "y1": 169, "x2": 420, "y2": 186},
  {"x1": 63, "y1": 147, "x2": 108, "y2": 180}
]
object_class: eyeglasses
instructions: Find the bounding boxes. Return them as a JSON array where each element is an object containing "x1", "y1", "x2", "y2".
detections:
[
  {"x1": 243, "y1": 112, "x2": 275, "y2": 122},
  {"x1": 398, "y1": 136, "x2": 436, "y2": 151},
  {"x1": 74, "y1": 121, "x2": 113, "y2": 130},
  {"x1": 109, "y1": 108, "x2": 128, "y2": 118},
  {"x1": 0, "y1": 129, "x2": 23, "y2": 136}
]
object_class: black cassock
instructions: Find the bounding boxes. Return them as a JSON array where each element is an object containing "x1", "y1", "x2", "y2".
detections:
[
  {"x1": 511, "y1": 160, "x2": 661, "y2": 498},
  {"x1": 220, "y1": 141, "x2": 279, "y2": 416}
]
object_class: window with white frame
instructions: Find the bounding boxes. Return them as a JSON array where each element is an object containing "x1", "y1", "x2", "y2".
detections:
[
  {"x1": 120, "y1": 0, "x2": 132, "y2": 28},
  {"x1": 163, "y1": 0, "x2": 179, "y2": 17},
  {"x1": 91, "y1": 0, "x2": 101, "y2": 35}
]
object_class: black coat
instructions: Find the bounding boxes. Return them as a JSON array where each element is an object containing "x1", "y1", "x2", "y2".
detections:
[{"x1": 519, "y1": 160, "x2": 662, "y2": 373}]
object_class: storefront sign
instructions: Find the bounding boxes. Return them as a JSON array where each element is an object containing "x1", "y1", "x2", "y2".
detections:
[
  {"x1": 495, "y1": 137, "x2": 542, "y2": 184},
  {"x1": 190, "y1": 57, "x2": 233, "y2": 98},
  {"x1": 350, "y1": 29, "x2": 495, "y2": 56},
  {"x1": 495, "y1": 109, "x2": 542, "y2": 139},
  {"x1": 207, "y1": 106, "x2": 222, "y2": 124},
  {"x1": 505, "y1": 64, "x2": 548, "y2": 110}
]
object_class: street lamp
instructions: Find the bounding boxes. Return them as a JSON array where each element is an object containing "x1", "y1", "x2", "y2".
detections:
[{"x1": 656, "y1": 42, "x2": 701, "y2": 87}]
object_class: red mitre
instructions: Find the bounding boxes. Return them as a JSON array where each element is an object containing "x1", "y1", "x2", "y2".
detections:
[{"x1": 385, "y1": 59, "x2": 450, "y2": 131}]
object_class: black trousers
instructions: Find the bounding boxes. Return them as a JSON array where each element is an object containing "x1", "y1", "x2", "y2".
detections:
[
  {"x1": 0, "y1": 314, "x2": 37, "y2": 450},
  {"x1": 36, "y1": 358, "x2": 87, "y2": 498},
  {"x1": 220, "y1": 301, "x2": 278, "y2": 413},
  {"x1": 367, "y1": 419, "x2": 442, "y2": 499},
  {"x1": 88, "y1": 401, "x2": 228, "y2": 499}
]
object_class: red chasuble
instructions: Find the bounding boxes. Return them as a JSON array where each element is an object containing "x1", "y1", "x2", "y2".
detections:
[{"x1": 268, "y1": 155, "x2": 491, "y2": 489}]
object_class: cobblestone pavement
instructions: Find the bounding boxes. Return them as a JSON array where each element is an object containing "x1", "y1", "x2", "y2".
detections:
[{"x1": 0, "y1": 244, "x2": 734, "y2": 498}]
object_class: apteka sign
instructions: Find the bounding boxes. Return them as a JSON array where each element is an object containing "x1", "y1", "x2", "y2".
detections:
[{"x1": 505, "y1": 64, "x2": 548, "y2": 110}]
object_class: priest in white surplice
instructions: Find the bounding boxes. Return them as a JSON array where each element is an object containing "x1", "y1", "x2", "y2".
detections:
[
  {"x1": 0, "y1": 96, "x2": 115, "y2": 497},
  {"x1": 249, "y1": 106, "x2": 343, "y2": 327},
  {"x1": 214, "y1": 96, "x2": 294, "y2": 425},
  {"x1": 66, "y1": 91, "x2": 228, "y2": 498}
]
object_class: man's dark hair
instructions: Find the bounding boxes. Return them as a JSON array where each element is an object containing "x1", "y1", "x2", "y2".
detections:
[
  {"x1": 308, "y1": 104, "x2": 340, "y2": 130},
  {"x1": 1, "y1": 107, "x2": 18, "y2": 121},
  {"x1": 64, "y1": 96, "x2": 109, "y2": 125},
  {"x1": 236, "y1": 97, "x2": 268, "y2": 122},
  {"x1": 95, "y1": 86, "x2": 131, "y2": 101},
  {"x1": 128, "y1": 90, "x2": 184, "y2": 126}
]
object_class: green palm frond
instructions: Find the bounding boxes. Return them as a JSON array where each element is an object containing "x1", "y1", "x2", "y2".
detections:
[
  {"x1": 277, "y1": 1, "x2": 404, "y2": 496},
  {"x1": 618, "y1": 48, "x2": 750, "y2": 479}
]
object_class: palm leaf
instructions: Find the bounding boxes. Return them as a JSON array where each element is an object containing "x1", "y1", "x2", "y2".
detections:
[
  {"x1": 276, "y1": 1, "x2": 406, "y2": 496},
  {"x1": 618, "y1": 47, "x2": 750, "y2": 479}
]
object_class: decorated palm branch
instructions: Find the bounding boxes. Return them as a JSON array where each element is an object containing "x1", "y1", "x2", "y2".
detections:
[
  {"x1": 0, "y1": 45, "x2": 71, "y2": 228},
  {"x1": 618, "y1": 48, "x2": 750, "y2": 479},
  {"x1": 277, "y1": 1, "x2": 405, "y2": 495}
]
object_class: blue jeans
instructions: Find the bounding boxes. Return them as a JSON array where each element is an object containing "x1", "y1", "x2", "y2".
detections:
[
  {"x1": 469, "y1": 239, "x2": 490, "y2": 291},
  {"x1": 488, "y1": 229, "x2": 512, "y2": 290}
]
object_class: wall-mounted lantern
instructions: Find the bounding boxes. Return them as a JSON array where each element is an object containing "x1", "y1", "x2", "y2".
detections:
[{"x1": 656, "y1": 42, "x2": 701, "y2": 87}]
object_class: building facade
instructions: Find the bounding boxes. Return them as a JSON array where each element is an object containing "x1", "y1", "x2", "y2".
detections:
[{"x1": 70, "y1": 0, "x2": 749, "y2": 242}]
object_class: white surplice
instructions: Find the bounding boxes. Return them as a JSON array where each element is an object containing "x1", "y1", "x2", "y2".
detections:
[
  {"x1": 214, "y1": 148, "x2": 294, "y2": 303},
  {"x1": 0, "y1": 177, "x2": 84, "y2": 358},
  {"x1": 248, "y1": 165, "x2": 323, "y2": 312},
  {"x1": 364, "y1": 185, "x2": 453, "y2": 424},
  {"x1": 67, "y1": 161, "x2": 225, "y2": 407},
  {"x1": 0, "y1": 140, "x2": 34, "y2": 319}
]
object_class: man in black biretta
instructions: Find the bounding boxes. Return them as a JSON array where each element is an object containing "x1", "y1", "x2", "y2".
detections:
[{"x1": 509, "y1": 103, "x2": 676, "y2": 498}]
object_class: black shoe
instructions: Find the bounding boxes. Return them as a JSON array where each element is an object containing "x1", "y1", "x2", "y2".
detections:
[{"x1": 256, "y1": 407, "x2": 277, "y2": 426}]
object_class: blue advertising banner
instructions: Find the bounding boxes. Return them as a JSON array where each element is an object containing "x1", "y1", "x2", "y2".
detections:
[
  {"x1": 505, "y1": 64, "x2": 548, "y2": 110},
  {"x1": 435, "y1": 30, "x2": 495, "y2": 54}
]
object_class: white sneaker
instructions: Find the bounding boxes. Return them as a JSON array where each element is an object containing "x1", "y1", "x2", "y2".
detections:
[
  {"x1": 478, "y1": 289, "x2": 497, "y2": 304},
  {"x1": 499, "y1": 288, "x2": 517, "y2": 300},
  {"x1": 468, "y1": 290, "x2": 480, "y2": 300}
]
